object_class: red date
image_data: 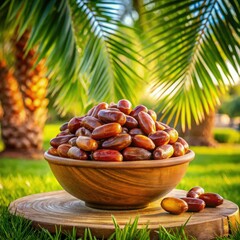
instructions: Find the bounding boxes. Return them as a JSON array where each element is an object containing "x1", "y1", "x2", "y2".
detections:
[
  {"x1": 68, "y1": 117, "x2": 84, "y2": 133},
  {"x1": 102, "y1": 134, "x2": 132, "y2": 151},
  {"x1": 91, "y1": 102, "x2": 108, "y2": 118},
  {"x1": 181, "y1": 197, "x2": 206, "y2": 212},
  {"x1": 92, "y1": 123, "x2": 122, "y2": 140},
  {"x1": 149, "y1": 131, "x2": 170, "y2": 146},
  {"x1": 68, "y1": 146, "x2": 88, "y2": 160},
  {"x1": 123, "y1": 147, "x2": 151, "y2": 161},
  {"x1": 117, "y1": 99, "x2": 132, "y2": 115},
  {"x1": 92, "y1": 149, "x2": 123, "y2": 162},
  {"x1": 124, "y1": 115, "x2": 138, "y2": 129},
  {"x1": 132, "y1": 135, "x2": 155, "y2": 151},
  {"x1": 57, "y1": 144, "x2": 71, "y2": 157},
  {"x1": 82, "y1": 116, "x2": 102, "y2": 131},
  {"x1": 50, "y1": 135, "x2": 75, "y2": 148},
  {"x1": 138, "y1": 111, "x2": 156, "y2": 135},
  {"x1": 153, "y1": 144, "x2": 174, "y2": 160},
  {"x1": 98, "y1": 109, "x2": 126, "y2": 126},
  {"x1": 172, "y1": 142, "x2": 185, "y2": 157},
  {"x1": 199, "y1": 193, "x2": 224, "y2": 207}
]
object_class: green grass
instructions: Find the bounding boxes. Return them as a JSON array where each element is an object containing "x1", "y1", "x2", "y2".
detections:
[{"x1": 0, "y1": 123, "x2": 240, "y2": 239}]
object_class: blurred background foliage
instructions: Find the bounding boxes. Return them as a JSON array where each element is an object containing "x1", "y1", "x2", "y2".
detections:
[{"x1": 0, "y1": 0, "x2": 239, "y2": 157}]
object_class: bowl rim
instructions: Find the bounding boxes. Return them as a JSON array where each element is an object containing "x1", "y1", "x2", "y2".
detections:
[{"x1": 44, "y1": 150, "x2": 195, "y2": 169}]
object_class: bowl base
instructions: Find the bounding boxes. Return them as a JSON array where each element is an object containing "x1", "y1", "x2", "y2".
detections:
[{"x1": 85, "y1": 202, "x2": 148, "y2": 210}]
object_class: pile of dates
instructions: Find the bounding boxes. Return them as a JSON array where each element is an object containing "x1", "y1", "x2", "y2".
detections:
[
  {"x1": 48, "y1": 99, "x2": 190, "y2": 161},
  {"x1": 161, "y1": 186, "x2": 224, "y2": 215}
]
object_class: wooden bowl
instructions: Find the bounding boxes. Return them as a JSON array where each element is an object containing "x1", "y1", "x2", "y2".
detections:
[{"x1": 44, "y1": 150, "x2": 194, "y2": 210}]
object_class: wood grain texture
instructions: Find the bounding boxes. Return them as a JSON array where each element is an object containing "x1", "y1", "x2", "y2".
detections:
[
  {"x1": 44, "y1": 151, "x2": 194, "y2": 209},
  {"x1": 9, "y1": 189, "x2": 239, "y2": 240}
]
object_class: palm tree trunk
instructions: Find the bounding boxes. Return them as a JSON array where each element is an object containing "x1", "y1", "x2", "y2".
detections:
[
  {"x1": 181, "y1": 108, "x2": 217, "y2": 146},
  {"x1": 0, "y1": 31, "x2": 48, "y2": 159}
]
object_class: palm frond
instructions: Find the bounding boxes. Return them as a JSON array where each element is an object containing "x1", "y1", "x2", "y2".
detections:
[
  {"x1": 1, "y1": 0, "x2": 143, "y2": 115},
  {"x1": 71, "y1": 0, "x2": 143, "y2": 105},
  {"x1": 144, "y1": 0, "x2": 240, "y2": 130}
]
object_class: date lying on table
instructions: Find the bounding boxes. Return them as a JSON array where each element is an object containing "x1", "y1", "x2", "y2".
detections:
[{"x1": 48, "y1": 99, "x2": 190, "y2": 162}]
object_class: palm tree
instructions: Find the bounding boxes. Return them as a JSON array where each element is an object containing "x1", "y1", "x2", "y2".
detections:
[{"x1": 0, "y1": 0, "x2": 239, "y2": 157}]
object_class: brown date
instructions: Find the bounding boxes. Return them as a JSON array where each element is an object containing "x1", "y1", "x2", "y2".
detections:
[
  {"x1": 50, "y1": 134, "x2": 75, "y2": 148},
  {"x1": 132, "y1": 135, "x2": 155, "y2": 151},
  {"x1": 59, "y1": 122, "x2": 68, "y2": 131},
  {"x1": 91, "y1": 102, "x2": 108, "y2": 118},
  {"x1": 87, "y1": 105, "x2": 96, "y2": 116},
  {"x1": 92, "y1": 123, "x2": 122, "y2": 140},
  {"x1": 68, "y1": 117, "x2": 84, "y2": 133},
  {"x1": 187, "y1": 186, "x2": 205, "y2": 198},
  {"x1": 48, "y1": 147, "x2": 58, "y2": 156},
  {"x1": 107, "y1": 107, "x2": 121, "y2": 112},
  {"x1": 117, "y1": 99, "x2": 132, "y2": 115},
  {"x1": 98, "y1": 109, "x2": 126, "y2": 126},
  {"x1": 161, "y1": 197, "x2": 188, "y2": 215},
  {"x1": 199, "y1": 193, "x2": 224, "y2": 207},
  {"x1": 57, "y1": 144, "x2": 71, "y2": 157},
  {"x1": 82, "y1": 116, "x2": 102, "y2": 131},
  {"x1": 67, "y1": 146, "x2": 88, "y2": 160},
  {"x1": 130, "y1": 105, "x2": 148, "y2": 119},
  {"x1": 76, "y1": 136, "x2": 98, "y2": 151},
  {"x1": 149, "y1": 130, "x2": 170, "y2": 146},
  {"x1": 181, "y1": 197, "x2": 206, "y2": 212},
  {"x1": 163, "y1": 128, "x2": 178, "y2": 144},
  {"x1": 109, "y1": 102, "x2": 117, "y2": 108},
  {"x1": 68, "y1": 137, "x2": 77, "y2": 146},
  {"x1": 138, "y1": 111, "x2": 156, "y2": 135},
  {"x1": 124, "y1": 115, "x2": 138, "y2": 129},
  {"x1": 129, "y1": 128, "x2": 144, "y2": 136},
  {"x1": 172, "y1": 142, "x2": 185, "y2": 157},
  {"x1": 57, "y1": 129, "x2": 70, "y2": 136},
  {"x1": 92, "y1": 149, "x2": 123, "y2": 162},
  {"x1": 122, "y1": 127, "x2": 129, "y2": 134},
  {"x1": 155, "y1": 121, "x2": 166, "y2": 131},
  {"x1": 177, "y1": 137, "x2": 189, "y2": 153},
  {"x1": 148, "y1": 109, "x2": 157, "y2": 122},
  {"x1": 102, "y1": 134, "x2": 132, "y2": 151},
  {"x1": 75, "y1": 127, "x2": 92, "y2": 137},
  {"x1": 153, "y1": 144, "x2": 174, "y2": 160},
  {"x1": 123, "y1": 147, "x2": 151, "y2": 161}
]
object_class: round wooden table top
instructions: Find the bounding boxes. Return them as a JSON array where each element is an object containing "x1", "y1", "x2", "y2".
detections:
[{"x1": 9, "y1": 189, "x2": 239, "y2": 240}]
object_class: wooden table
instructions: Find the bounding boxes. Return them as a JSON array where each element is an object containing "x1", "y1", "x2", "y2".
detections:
[{"x1": 9, "y1": 189, "x2": 239, "y2": 239}]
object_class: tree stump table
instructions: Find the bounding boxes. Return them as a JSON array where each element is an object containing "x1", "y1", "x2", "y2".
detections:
[{"x1": 9, "y1": 189, "x2": 239, "y2": 239}]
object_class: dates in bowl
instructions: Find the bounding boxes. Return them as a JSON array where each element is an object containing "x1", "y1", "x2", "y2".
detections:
[
  {"x1": 44, "y1": 100, "x2": 195, "y2": 210},
  {"x1": 48, "y1": 99, "x2": 190, "y2": 162}
]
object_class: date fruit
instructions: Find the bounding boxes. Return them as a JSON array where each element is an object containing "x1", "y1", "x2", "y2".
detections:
[
  {"x1": 91, "y1": 102, "x2": 108, "y2": 118},
  {"x1": 123, "y1": 147, "x2": 151, "y2": 161},
  {"x1": 199, "y1": 193, "x2": 224, "y2": 207},
  {"x1": 67, "y1": 146, "x2": 88, "y2": 160},
  {"x1": 148, "y1": 109, "x2": 157, "y2": 122},
  {"x1": 102, "y1": 134, "x2": 132, "y2": 151},
  {"x1": 130, "y1": 105, "x2": 148, "y2": 119},
  {"x1": 98, "y1": 109, "x2": 126, "y2": 126},
  {"x1": 153, "y1": 144, "x2": 174, "y2": 160},
  {"x1": 117, "y1": 99, "x2": 132, "y2": 115},
  {"x1": 82, "y1": 116, "x2": 102, "y2": 131},
  {"x1": 92, "y1": 123, "x2": 122, "y2": 139},
  {"x1": 48, "y1": 147, "x2": 58, "y2": 156},
  {"x1": 155, "y1": 121, "x2": 166, "y2": 131},
  {"x1": 75, "y1": 127, "x2": 92, "y2": 137},
  {"x1": 172, "y1": 142, "x2": 185, "y2": 157},
  {"x1": 68, "y1": 117, "x2": 84, "y2": 133},
  {"x1": 92, "y1": 149, "x2": 123, "y2": 162},
  {"x1": 60, "y1": 122, "x2": 68, "y2": 131},
  {"x1": 132, "y1": 135, "x2": 155, "y2": 150},
  {"x1": 129, "y1": 128, "x2": 144, "y2": 136},
  {"x1": 124, "y1": 116, "x2": 138, "y2": 129},
  {"x1": 68, "y1": 137, "x2": 77, "y2": 146},
  {"x1": 57, "y1": 144, "x2": 71, "y2": 157},
  {"x1": 177, "y1": 137, "x2": 189, "y2": 153},
  {"x1": 161, "y1": 197, "x2": 188, "y2": 215},
  {"x1": 187, "y1": 186, "x2": 205, "y2": 198},
  {"x1": 50, "y1": 134, "x2": 75, "y2": 148},
  {"x1": 76, "y1": 136, "x2": 98, "y2": 151},
  {"x1": 164, "y1": 128, "x2": 178, "y2": 144},
  {"x1": 149, "y1": 131, "x2": 170, "y2": 146},
  {"x1": 138, "y1": 111, "x2": 156, "y2": 135},
  {"x1": 181, "y1": 197, "x2": 206, "y2": 212}
]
